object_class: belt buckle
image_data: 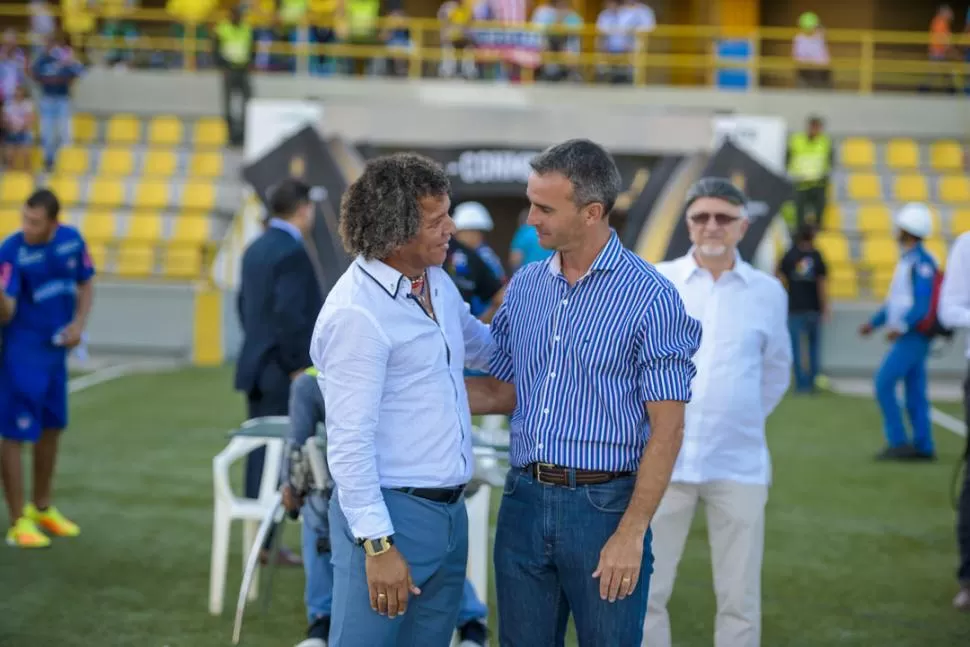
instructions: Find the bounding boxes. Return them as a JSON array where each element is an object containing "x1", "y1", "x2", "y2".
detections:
[{"x1": 536, "y1": 462, "x2": 557, "y2": 485}]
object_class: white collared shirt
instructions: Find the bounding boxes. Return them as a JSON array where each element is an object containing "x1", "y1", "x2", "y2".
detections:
[
  {"x1": 940, "y1": 232, "x2": 970, "y2": 358},
  {"x1": 655, "y1": 252, "x2": 792, "y2": 486},
  {"x1": 310, "y1": 256, "x2": 493, "y2": 540}
]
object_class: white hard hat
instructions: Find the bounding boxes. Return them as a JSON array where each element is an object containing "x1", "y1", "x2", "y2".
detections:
[
  {"x1": 894, "y1": 202, "x2": 933, "y2": 239},
  {"x1": 453, "y1": 202, "x2": 494, "y2": 232}
]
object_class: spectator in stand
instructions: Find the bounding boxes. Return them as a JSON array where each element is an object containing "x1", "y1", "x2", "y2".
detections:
[
  {"x1": 596, "y1": 0, "x2": 654, "y2": 83},
  {"x1": 3, "y1": 85, "x2": 36, "y2": 172},
  {"x1": 213, "y1": 5, "x2": 255, "y2": 148},
  {"x1": 777, "y1": 225, "x2": 828, "y2": 394},
  {"x1": 926, "y1": 5, "x2": 957, "y2": 93},
  {"x1": 32, "y1": 35, "x2": 84, "y2": 173},
  {"x1": 438, "y1": 0, "x2": 476, "y2": 79},
  {"x1": 792, "y1": 12, "x2": 830, "y2": 88},
  {"x1": 28, "y1": 0, "x2": 55, "y2": 59},
  {"x1": 532, "y1": 0, "x2": 583, "y2": 82},
  {"x1": 786, "y1": 115, "x2": 833, "y2": 230},
  {"x1": 379, "y1": 6, "x2": 412, "y2": 78},
  {"x1": 0, "y1": 30, "x2": 27, "y2": 108}
]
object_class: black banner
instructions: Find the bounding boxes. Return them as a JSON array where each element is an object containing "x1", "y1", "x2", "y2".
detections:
[
  {"x1": 242, "y1": 125, "x2": 353, "y2": 298},
  {"x1": 664, "y1": 140, "x2": 794, "y2": 262}
]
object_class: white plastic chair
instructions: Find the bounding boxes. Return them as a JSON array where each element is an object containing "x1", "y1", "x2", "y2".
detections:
[{"x1": 209, "y1": 416, "x2": 289, "y2": 616}]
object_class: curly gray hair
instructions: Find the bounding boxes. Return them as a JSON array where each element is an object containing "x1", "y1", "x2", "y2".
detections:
[{"x1": 339, "y1": 153, "x2": 451, "y2": 260}]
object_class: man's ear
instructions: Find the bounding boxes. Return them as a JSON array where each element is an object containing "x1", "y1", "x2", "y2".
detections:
[{"x1": 585, "y1": 202, "x2": 605, "y2": 223}]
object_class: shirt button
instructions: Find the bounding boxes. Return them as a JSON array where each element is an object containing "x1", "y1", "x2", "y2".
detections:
[
  {"x1": 554, "y1": 335, "x2": 560, "y2": 342},
  {"x1": 542, "y1": 408, "x2": 549, "y2": 414},
  {"x1": 549, "y1": 372, "x2": 556, "y2": 378},
  {"x1": 562, "y1": 299, "x2": 569, "y2": 306},
  {"x1": 537, "y1": 443, "x2": 544, "y2": 450}
]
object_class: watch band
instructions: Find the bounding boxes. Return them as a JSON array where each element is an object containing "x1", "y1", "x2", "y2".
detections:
[{"x1": 359, "y1": 535, "x2": 394, "y2": 556}]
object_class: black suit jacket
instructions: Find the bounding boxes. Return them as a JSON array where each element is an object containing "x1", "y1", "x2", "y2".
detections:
[{"x1": 234, "y1": 226, "x2": 322, "y2": 398}]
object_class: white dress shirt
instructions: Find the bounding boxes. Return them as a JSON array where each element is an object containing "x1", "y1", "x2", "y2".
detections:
[
  {"x1": 310, "y1": 256, "x2": 493, "y2": 540},
  {"x1": 655, "y1": 252, "x2": 792, "y2": 486},
  {"x1": 940, "y1": 231, "x2": 970, "y2": 358}
]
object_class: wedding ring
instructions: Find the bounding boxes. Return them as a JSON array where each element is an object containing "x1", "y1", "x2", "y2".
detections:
[
  {"x1": 621, "y1": 577, "x2": 631, "y2": 582},
  {"x1": 377, "y1": 593, "x2": 387, "y2": 598}
]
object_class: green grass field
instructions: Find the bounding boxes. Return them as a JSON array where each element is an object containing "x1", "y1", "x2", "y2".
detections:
[{"x1": 1, "y1": 366, "x2": 969, "y2": 646}]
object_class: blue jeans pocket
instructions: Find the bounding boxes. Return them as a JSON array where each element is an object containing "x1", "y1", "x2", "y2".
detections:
[
  {"x1": 583, "y1": 477, "x2": 635, "y2": 513},
  {"x1": 503, "y1": 468, "x2": 522, "y2": 496}
]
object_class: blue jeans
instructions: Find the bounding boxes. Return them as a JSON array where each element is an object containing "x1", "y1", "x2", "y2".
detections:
[
  {"x1": 302, "y1": 490, "x2": 334, "y2": 623},
  {"x1": 787, "y1": 312, "x2": 821, "y2": 392},
  {"x1": 874, "y1": 333, "x2": 933, "y2": 454},
  {"x1": 328, "y1": 488, "x2": 468, "y2": 646},
  {"x1": 38, "y1": 95, "x2": 71, "y2": 169},
  {"x1": 494, "y1": 468, "x2": 653, "y2": 646}
]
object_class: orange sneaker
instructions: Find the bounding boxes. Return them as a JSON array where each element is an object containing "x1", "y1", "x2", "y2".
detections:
[
  {"x1": 5, "y1": 517, "x2": 51, "y2": 548},
  {"x1": 24, "y1": 503, "x2": 80, "y2": 537}
]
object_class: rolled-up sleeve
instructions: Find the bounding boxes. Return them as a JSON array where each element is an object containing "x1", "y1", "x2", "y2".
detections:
[
  {"x1": 311, "y1": 305, "x2": 393, "y2": 541},
  {"x1": 636, "y1": 286, "x2": 702, "y2": 402},
  {"x1": 489, "y1": 280, "x2": 515, "y2": 383}
]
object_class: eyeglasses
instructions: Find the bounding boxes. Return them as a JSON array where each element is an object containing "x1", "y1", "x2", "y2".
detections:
[{"x1": 688, "y1": 212, "x2": 741, "y2": 226}]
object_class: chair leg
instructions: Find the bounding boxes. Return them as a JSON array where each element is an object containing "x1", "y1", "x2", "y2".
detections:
[
  {"x1": 209, "y1": 500, "x2": 231, "y2": 615},
  {"x1": 243, "y1": 519, "x2": 260, "y2": 602}
]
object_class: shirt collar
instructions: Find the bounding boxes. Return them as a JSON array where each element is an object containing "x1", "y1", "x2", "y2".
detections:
[
  {"x1": 355, "y1": 255, "x2": 413, "y2": 299},
  {"x1": 547, "y1": 228, "x2": 624, "y2": 278},
  {"x1": 680, "y1": 246, "x2": 753, "y2": 284},
  {"x1": 269, "y1": 217, "x2": 302, "y2": 241}
]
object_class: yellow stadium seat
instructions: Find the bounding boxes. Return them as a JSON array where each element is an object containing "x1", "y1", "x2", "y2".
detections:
[
  {"x1": 181, "y1": 182, "x2": 215, "y2": 211},
  {"x1": 147, "y1": 116, "x2": 183, "y2": 147},
  {"x1": 827, "y1": 265, "x2": 859, "y2": 300},
  {"x1": 193, "y1": 118, "x2": 228, "y2": 148},
  {"x1": 126, "y1": 213, "x2": 163, "y2": 242},
  {"x1": 840, "y1": 138, "x2": 875, "y2": 168},
  {"x1": 0, "y1": 209, "x2": 19, "y2": 238},
  {"x1": 871, "y1": 270, "x2": 894, "y2": 299},
  {"x1": 162, "y1": 244, "x2": 203, "y2": 279},
  {"x1": 47, "y1": 176, "x2": 81, "y2": 207},
  {"x1": 847, "y1": 173, "x2": 882, "y2": 201},
  {"x1": 815, "y1": 232, "x2": 851, "y2": 265},
  {"x1": 106, "y1": 114, "x2": 141, "y2": 145},
  {"x1": 855, "y1": 204, "x2": 892, "y2": 233},
  {"x1": 885, "y1": 139, "x2": 920, "y2": 170},
  {"x1": 939, "y1": 176, "x2": 970, "y2": 204},
  {"x1": 929, "y1": 140, "x2": 964, "y2": 172},
  {"x1": 951, "y1": 209, "x2": 970, "y2": 235},
  {"x1": 821, "y1": 204, "x2": 842, "y2": 231},
  {"x1": 88, "y1": 178, "x2": 126, "y2": 208},
  {"x1": 72, "y1": 114, "x2": 97, "y2": 144},
  {"x1": 86, "y1": 243, "x2": 107, "y2": 273},
  {"x1": 143, "y1": 150, "x2": 178, "y2": 177},
  {"x1": 134, "y1": 180, "x2": 171, "y2": 210},
  {"x1": 55, "y1": 146, "x2": 89, "y2": 175},
  {"x1": 171, "y1": 215, "x2": 210, "y2": 244},
  {"x1": 1, "y1": 172, "x2": 33, "y2": 205},
  {"x1": 189, "y1": 152, "x2": 223, "y2": 178},
  {"x1": 116, "y1": 243, "x2": 155, "y2": 277},
  {"x1": 100, "y1": 147, "x2": 135, "y2": 176},
  {"x1": 893, "y1": 174, "x2": 929, "y2": 202},
  {"x1": 80, "y1": 211, "x2": 118, "y2": 242},
  {"x1": 861, "y1": 235, "x2": 899, "y2": 268},
  {"x1": 925, "y1": 238, "x2": 948, "y2": 268}
]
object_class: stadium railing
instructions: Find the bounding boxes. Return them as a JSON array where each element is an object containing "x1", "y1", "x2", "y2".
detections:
[{"x1": 1, "y1": 5, "x2": 969, "y2": 94}]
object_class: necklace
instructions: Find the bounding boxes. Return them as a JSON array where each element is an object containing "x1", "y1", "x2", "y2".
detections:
[{"x1": 409, "y1": 272, "x2": 426, "y2": 296}]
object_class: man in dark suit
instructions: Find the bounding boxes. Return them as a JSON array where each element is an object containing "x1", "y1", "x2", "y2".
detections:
[{"x1": 235, "y1": 178, "x2": 323, "y2": 565}]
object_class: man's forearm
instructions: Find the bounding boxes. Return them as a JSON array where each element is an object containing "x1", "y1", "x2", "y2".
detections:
[
  {"x1": 0, "y1": 295, "x2": 14, "y2": 324},
  {"x1": 466, "y1": 376, "x2": 516, "y2": 415}
]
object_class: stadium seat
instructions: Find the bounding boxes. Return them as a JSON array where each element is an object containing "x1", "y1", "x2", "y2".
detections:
[
  {"x1": 134, "y1": 180, "x2": 171, "y2": 211},
  {"x1": 47, "y1": 176, "x2": 81, "y2": 207},
  {"x1": 855, "y1": 204, "x2": 893, "y2": 234},
  {"x1": 815, "y1": 232, "x2": 851, "y2": 266},
  {"x1": 100, "y1": 147, "x2": 135, "y2": 176},
  {"x1": 126, "y1": 213, "x2": 163, "y2": 242},
  {"x1": 951, "y1": 209, "x2": 970, "y2": 236},
  {"x1": 929, "y1": 140, "x2": 964, "y2": 172},
  {"x1": 171, "y1": 215, "x2": 210, "y2": 244},
  {"x1": 827, "y1": 265, "x2": 859, "y2": 300},
  {"x1": 1, "y1": 172, "x2": 32, "y2": 205},
  {"x1": 181, "y1": 182, "x2": 216, "y2": 211},
  {"x1": 55, "y1": 146, "x2": 89, "y2": 175},
  {"x1": 938, "y1": 176, "x2": 970, "y2": 204},
  {"x1": 116, "y1": 242, "x2": 155, "y2": 277},
  {"x1": 194, "y1": 118, "x2": 228, "y2": 148},
  {"x1": 846, "y1": 173, "x2": 882, "y2": 201},
  {"x1": 143, "y1": 149, "x2": 178, "y2": 177},
  {"x1": 72, "y1": 113, "x2": 97, "y2": 144},
  {"x1": 147, "y1": 116, "x2": 183, "y2": 147},
  {"x1": 88, "y1": 178, "x2": 126, "y2": 208},
  {"x1": 822, "y1": 204, "x2": 842, "y2": 231},
  {"x1": 925, "y1": 238, "x2": 948, "y2": 267},
  {"x1": 80, "y1": 211, "x2": 118, "y2": 242},
  {"x1": 892, "y1": 174, "x2": 929, "y2": 202},
  {"x1": 840, "y1": 138, "x2": 875, "y2": 168},
  {"x1": 189, "y1": 152, "x2": 223, "y2": 178},
  {"x1": 861, "y1": 235, "x2": 899, "y2": 269},
  {"x1": 871, "y1": 269, "x2": 894, "y2": 299},
  {"x1": 885, "y1": 139, "x2": 920, "y2": 170},
  {"x1": 163, "y1": 244, "x2": 203, "y2": 278},
  {"x1": 86, "y1": 243, "x2": 108, "y2": 272},
  {"x1": 106, "y1": 114, "x2": 142, "y2": 145},
  {"x1": 0, "y1": 209, "x2": 19, "y2": 238}
]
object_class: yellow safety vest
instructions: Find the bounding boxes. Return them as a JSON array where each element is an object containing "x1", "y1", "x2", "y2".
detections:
[
  {"x1": 788, "y1": 133, "x2": 832, "y2": 186},
  {"x1": 305, "y1": 367, "x2": 319, "y2": 377},
  {"x1": 280, "y1": 0, "x2": 308, "y2": 25},
  {"x1": 215, "y1": 21, "x2": 253, "y2": 66},
  {"x1": 346, "y1": 0, "x2": 379, "y2": 38}
]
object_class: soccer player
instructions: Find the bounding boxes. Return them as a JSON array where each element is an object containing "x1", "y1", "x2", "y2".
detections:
[{"x1": 0, "y1": 189, "x2": 94, "y2": 548}]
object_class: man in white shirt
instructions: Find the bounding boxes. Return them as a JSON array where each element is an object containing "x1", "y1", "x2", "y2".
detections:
[
  {"x1": 937, "y1": 232, "x2": 970, "y2": 612},
  {"x1": 310, "y1": 153, "x2": 493, "y2": 645},
  {"x1": 643, "y1": 178, "x2": 792, "y2": 647}
]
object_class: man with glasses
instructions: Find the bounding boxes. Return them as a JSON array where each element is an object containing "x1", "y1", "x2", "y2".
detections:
[{"x1": 643, "y1": 178, "x2": 792, "y2": 647}]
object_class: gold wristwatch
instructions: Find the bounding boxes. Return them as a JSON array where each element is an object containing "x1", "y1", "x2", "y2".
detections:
[{"x1": 359, "y1": 535, "x2": 394, "y2": 556}]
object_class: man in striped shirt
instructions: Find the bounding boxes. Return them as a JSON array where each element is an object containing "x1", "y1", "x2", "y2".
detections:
[{"x1": 467, "y1": 139, "x2": 702, "y2": 645}]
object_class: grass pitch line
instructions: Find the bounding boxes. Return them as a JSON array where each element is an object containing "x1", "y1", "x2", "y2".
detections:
[
  {"x1": 930, "y1": 406, "x2": 967, "y2": 437},
  {"x1": 68, "y1": 363, "x2": 150, "y2": 394}
]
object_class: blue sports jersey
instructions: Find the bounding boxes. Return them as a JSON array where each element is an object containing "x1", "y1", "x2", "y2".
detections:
[
  {"x1": 0, "y1": 225, "x2": 96, "y2": 352},
  {"x1": 475, "y1": 244, "x2": 507, "y2": 283},
  {"x1": 31, "y1": 51, "x2": 84, "y2": 98},
  {"x1": 510, "y1": 224, "x2": 553, "y2": 267},
  {"x1": 0, "y1": 254, "x2": 20, "y2": 301}
]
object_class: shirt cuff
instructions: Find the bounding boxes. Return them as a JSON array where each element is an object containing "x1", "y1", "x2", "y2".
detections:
[
  {"x1": 639, "y1": 359, "x2": 695, "y2": 402},
  {"x1": 490, "y1": 350, "x2": 515, "y2": 383},
  {"x1": 342, "y1": 499, "x2": 395, "y2": 541}
]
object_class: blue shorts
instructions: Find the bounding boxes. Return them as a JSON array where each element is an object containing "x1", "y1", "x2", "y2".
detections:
[
  {"x1": 4, "y1": 131, "x2": 33, "y2": 146},
  {"x1": 0, "y1": 363, "x2": 68, "y2": 442}
]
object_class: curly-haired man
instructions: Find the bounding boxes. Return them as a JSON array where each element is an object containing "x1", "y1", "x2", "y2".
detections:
[{"x1": 309, "y1": 153, "x2": 493, "y2": 646}]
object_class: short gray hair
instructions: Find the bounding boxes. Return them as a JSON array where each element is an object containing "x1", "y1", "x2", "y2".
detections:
[
  {"x1": 529, "y1": 139, "x2": 622, "y2": 216},
  {"x1": 684, "y1": 176, "x2": 749, "y2": 218}
]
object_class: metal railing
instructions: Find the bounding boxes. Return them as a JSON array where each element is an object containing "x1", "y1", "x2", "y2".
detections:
[{"x1": 3, "y1": 5, "x2": 969, "y2": 93}]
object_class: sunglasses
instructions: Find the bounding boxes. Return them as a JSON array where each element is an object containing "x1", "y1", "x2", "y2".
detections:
[{"x1": 688, "y1": 212, "x2": 741, "y2": 226}]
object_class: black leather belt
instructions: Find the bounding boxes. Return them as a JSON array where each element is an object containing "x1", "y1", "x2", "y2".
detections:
[
  {"x1": 394, "y1": 485, "x2": 466, "y2": 504},
  {"x1": 527, "y1": 463, "x2": 633, "y2": 486}
]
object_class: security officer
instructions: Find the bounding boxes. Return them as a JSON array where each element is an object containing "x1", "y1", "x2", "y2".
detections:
[
  {"x1": 445, "y1": 203, "x2": 504, "y2": 323},
  {"x1": 452, "y1": 202, "x2": 506, "y2": 282},
  {"x1": 786, "y1": 115, "x2": 833, "y2": 230},
  {"x1": 213, "y1": 5, "x2": 254, "y2": 147},
  {"x1": 859, "y1": 203, "x2": 939, "y2": 462}
]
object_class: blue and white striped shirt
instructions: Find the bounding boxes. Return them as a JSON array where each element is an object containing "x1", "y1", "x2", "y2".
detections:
[{"x1": 490, "y1": 230, "x2": 702, "y2": 472}]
